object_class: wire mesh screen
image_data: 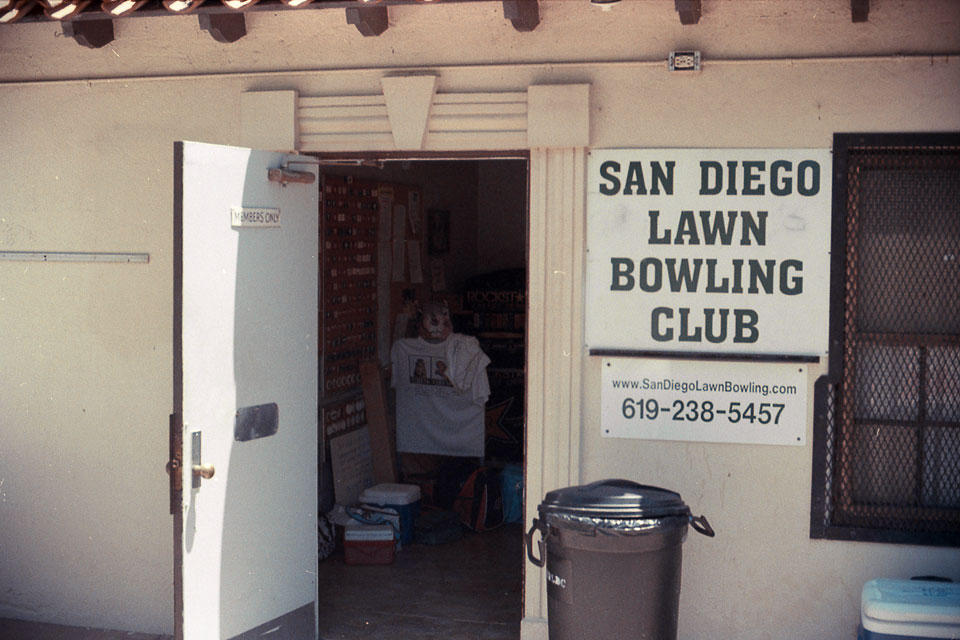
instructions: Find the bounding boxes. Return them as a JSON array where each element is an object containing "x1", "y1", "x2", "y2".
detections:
[{"x1": 817, "y1": 140, "x2": 960, "y2": 544}]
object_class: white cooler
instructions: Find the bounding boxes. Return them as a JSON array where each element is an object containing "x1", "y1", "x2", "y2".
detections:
[
  {"x1": 859, "y1": 578, "x2": 960, "y2": 640},
  {"x1": 359, "y1": 483, "x2": 421, "y2": 546}
]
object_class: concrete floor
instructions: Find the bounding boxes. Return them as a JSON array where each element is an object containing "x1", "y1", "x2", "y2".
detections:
[
  {"x1": 0, "y1": 619, "x2": 170, "y2": 639},
  {"x1": 318, "y1": 522, "x2": 524, "y2": 640},
  {"x1": 0, "y1": 522, "x2": 523, "y2": 640}
]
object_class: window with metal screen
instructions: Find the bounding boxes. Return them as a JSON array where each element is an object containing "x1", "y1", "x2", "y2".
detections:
[{"x1": 811, "y1": 133, "x2": 960, "y2": 547}]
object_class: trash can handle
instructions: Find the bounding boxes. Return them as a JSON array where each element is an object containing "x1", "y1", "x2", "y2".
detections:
[
  {"x1": 690, "y1": 514, "x2": 715, "y2": 537},
  {"x1": 526, "y1": 518, "x2": 547, "y2": 567}
]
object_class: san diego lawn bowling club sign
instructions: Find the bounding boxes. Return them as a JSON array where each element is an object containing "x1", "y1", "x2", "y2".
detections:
[{"x1": 586, "y1": 148, "x2": 832, "y2": 357}]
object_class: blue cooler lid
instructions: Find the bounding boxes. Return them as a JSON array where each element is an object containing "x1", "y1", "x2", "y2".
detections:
[
  {"x1": 539, "y1": 479, "x2": 691, "y2": 520},
  {"x1": 861, "y1": 579, "x2": 960, "y2": 637}
]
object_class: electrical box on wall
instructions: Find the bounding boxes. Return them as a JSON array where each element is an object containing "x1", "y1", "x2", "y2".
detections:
[{"x1": 669, "y1": 51, "x2": 701, "y2": 72}]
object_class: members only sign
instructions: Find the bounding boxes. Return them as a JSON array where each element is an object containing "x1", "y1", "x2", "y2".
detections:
[{"x1": 586, "y1": 149, "x2": 831, "y2": 356}]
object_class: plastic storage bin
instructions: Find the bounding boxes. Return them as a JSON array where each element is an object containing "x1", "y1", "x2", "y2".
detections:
[
  {"x1": 343, "y1": 522, "x2": 395, "y2": 565},
  {"x1": 859, "y1": 578, "x2": 960, "y2": 640},
  {"x1": 359, "y1": 483, "x2": 421, "y2": 546},
  {"x1": 526, "y1": 479, "x2": 714, "y2": 640}
]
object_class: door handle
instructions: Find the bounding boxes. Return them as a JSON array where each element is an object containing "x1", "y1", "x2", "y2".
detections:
[
  {"x1": 191, "y1": 431, "x2": 215, "y2": 488},
  {"x1": 193, "y1": 463, "x2": 215, "y2": 480}
]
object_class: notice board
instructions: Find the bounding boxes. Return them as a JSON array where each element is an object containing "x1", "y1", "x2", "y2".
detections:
[{"x1": 321, "y1": 174, "x2": 379, "y2": 395}]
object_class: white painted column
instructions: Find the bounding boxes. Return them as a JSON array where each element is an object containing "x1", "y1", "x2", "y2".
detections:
[
  {"x1": 517, "y1": 83, "x2": 591, "y2": 639},
  {"x1": 521, "y1": 146, "x2": 586, "y2": 639}
]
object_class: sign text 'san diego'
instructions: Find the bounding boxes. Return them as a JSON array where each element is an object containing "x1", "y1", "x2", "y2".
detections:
[{"x1": 585, "y1": 149, "x2": 832, "y2": 356}]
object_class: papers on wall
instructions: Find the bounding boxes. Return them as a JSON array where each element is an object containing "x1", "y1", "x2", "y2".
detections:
[
  {"x1": 392, "y1": 239, "x2": 406, "y2": 281},
  {"x1": 408, "y1": 240, "x2": 423, "y2": 283}
]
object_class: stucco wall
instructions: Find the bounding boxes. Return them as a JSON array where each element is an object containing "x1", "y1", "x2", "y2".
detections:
[
  {"x1": 1, "y1": 1, "x2": 959, "y2": 637},
  {"x1": 581, "y1": 56, "x2": 960, "y2": 640},
  {"x1": 0, "y1": 79, "x2": 254, "y2": 632}
]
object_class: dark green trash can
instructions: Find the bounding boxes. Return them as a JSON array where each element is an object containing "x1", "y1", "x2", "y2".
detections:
[{"x1": 526, "y1": 479, "x2": 714, "y2": 640}]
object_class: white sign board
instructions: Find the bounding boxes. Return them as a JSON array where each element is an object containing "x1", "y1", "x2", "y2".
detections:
[
  {"x1": 329, "y1": 427, "x2": 376, "y2": 506},
  {"x1": 231, "y1": 206, "x2": 281, "y2": 228},
  {"x1": 586, "y1": 149, "x2": 831, "y2": 356},
  {"x1": 601, "y1": 358, "x2": 807, "y2": 445}
]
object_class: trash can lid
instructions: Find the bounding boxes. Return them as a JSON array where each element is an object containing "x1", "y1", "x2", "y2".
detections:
[{"x1": 539, "y1": 479, "x2": 691, "y2": 520}]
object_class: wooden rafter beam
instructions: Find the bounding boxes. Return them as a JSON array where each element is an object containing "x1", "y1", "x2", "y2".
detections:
[
  {"x1": 345, "y1": 5, "x2": 387, "y2": 36},
  {"x1": 851, "y1": 0, "x2": 869, "y2": 22},
  {"x1": 62, "y1": 16, "x2": 114, "y2": 47},
  {"x1": 674, "y1": 0, "x2": 700, "y2": 25},
  {"x1": 198, "y1": 12, "x2": 246, "y2": 42},
  {"x1": 502, "y1": 0, "x2": 538, "y2": 32}
]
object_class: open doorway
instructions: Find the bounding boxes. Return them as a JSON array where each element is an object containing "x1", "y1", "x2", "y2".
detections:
[{"x1": 315, "y1": 155, "x2": 529, "y2": 640}]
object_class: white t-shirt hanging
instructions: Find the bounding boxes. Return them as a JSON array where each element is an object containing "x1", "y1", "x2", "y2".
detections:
[{"x1": 391, "y1": 336, "x2": 490, "y2": 457}]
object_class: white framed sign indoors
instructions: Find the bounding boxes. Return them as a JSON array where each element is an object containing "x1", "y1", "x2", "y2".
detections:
[{"x1": 585, "y1": 148, "x2": 832, "y2": 357}]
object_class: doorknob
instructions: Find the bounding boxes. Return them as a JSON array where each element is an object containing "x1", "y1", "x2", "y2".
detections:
[
  {"x1": 191, "y1": 431, "x2": 215, "y2": 488},
  {"x1": 193, "y1": 463, "x2": 215, "y2": 480}
]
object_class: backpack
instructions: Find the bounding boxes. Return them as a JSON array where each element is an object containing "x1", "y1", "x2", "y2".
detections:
[
  {"x1": 453, "y1": 467, "x2": 504, "y2": 532},
  {"x1": 435, "y1": 458, "x2": 479, "y2": 510}
]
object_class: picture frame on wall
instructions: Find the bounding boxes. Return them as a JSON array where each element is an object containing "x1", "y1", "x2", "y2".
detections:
[{"x1": 427, "y1": 208, "x2": 450, "y2": 255}]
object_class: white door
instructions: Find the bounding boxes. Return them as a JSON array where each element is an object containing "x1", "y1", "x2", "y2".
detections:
[{"x1": 172, "y1": 141, "x2": 318, "y2": 639}]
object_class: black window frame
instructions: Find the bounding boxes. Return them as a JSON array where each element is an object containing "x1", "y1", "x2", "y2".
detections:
[{"x1": 810, "y1": 131, "x2": 960, "y2": 547}]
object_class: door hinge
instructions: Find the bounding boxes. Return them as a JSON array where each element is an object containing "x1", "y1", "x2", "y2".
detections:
[{"x1": 167, "y1": 413, "x2": 183, "y2": 514}]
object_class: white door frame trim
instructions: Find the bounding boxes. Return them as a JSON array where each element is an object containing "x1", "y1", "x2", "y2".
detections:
[{"x1": 245, "y1": 79, "x2": 590, "y2": 638}]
